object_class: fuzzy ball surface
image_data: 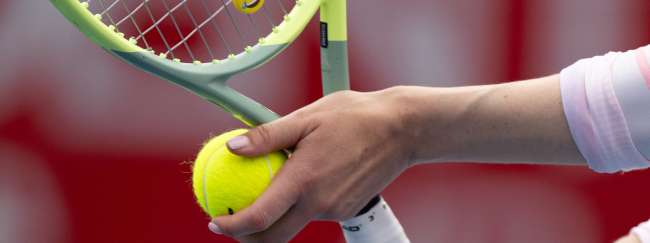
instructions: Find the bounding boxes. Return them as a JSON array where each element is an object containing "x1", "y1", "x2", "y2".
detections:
[{"x1": 192, "y1": 129, "x2": 285, "y2": 217}]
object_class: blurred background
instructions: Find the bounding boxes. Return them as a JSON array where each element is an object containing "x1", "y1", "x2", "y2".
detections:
[{"x1": 2, "y1": 0, "x2": 650, "y2": 242}]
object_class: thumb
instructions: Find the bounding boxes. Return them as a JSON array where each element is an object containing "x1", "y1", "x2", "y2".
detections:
[{"x1": 227, "y1": 114, "x2": 308, "y2": 157}]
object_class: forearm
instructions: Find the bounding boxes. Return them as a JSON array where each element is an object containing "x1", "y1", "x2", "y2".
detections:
[{"x1": 392, "y1": 75, "x2": 586, "y2": 165}]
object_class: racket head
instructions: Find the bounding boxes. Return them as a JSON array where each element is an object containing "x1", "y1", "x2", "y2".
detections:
[{"x1": 50, "y1": 0, "x2": 322, "y2": 125}]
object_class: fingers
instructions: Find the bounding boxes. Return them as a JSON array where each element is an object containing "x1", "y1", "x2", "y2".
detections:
[
  {"x1": 211, "y1": 155, "x2": 304, "y2": 237},
  {"x1": 237, "y1": 204, "x2": 312, "y2": 243},
  {"x1": 227, "y1": 113, "x2": 311, "y2": 157}
]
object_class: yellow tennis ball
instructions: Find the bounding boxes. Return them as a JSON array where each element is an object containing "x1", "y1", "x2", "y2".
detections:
[
  {"x1": 192, "y1": 129, "x2": 285, "y2": 218},
  {"x1": 232, "y1": 0, "x2": 264, "y2": 14}
]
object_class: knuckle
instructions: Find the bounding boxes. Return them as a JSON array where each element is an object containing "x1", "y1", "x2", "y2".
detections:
[
  {"x1": 297, "y1": 169, "x2": 318, "y2": 191},
  {"x1": 253, "y1": 124, "x2": 273, "y2": 146},
  {"x1": 339, "y1": 90, "x2": 356, "y2": 96},
  {"x1": 248, "y1": 211, "x2": 271, "y2": 232},
  {"x1": 294, "y1": 177, "x2": 310, "y2": 196},
  {"x1": 315, "y1": 200, "x2": 334, "y2": 215},
  {"x1": 326, "y1": 90, "x2": 349, "y2": 100},
  {"x1": 336, "y1": 90, "x2": 354, "y2": 99},
  {"x1": 291, "y1": 108, "x2": 310, "y2": 119}
]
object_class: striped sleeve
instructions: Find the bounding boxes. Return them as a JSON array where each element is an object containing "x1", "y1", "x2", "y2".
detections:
[{"x1": 560, "y1": 46, "x2": 650, "y2": 173}]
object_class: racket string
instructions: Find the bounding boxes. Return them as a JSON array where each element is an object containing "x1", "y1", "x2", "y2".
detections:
[
  {"x1": 115, "y1": 1, "x2": 147, "y2": 26},
  {"x1": 275, "y1": 0, "x2": 288, "y2": 15},
  {"x1": 98, "y1": 0, "x2": 122, "y2": 17},
  {"x1": 119, "y1": 0, "x2": 151, "y2": 49},
  {"x1": 166, "y1": 0, "x2": 232, "y2": 58},
  {"x1": 181, "y1": 2, "x2": 216, "y2": 60},
  {"x1": 200, "y1": 0, "x2": 233, "y2": 55},
  {"x1": 97, "y1": 0, "x2": 119, "y2": 28},
  {"x1": 161, "y1": 0, "x2": 198, "y2": 60},
  {"x1": 142, "y1": 1, "x2": 176, "y2": 58},
  {"x1": 86, "y1": 0, "x2": 293, "y2": 62},
  {"x1": 135, "y1": 1, "x2": 186, "y2": 41},
  {"x1": 246, "y1": 14, "x2": 261, "y2": 42},
  {"x1": 260, "y1": 4, "x2": 275, "y2": 29},
  {"x1": 219, "y1": 0, "x2": 247, "y2": 46}
]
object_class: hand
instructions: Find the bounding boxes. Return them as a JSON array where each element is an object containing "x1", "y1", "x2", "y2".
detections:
[{"x1": 209, "y1": 88, "x2": 416, "y2": 242}]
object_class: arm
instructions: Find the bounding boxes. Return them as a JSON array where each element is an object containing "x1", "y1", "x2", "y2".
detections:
[
  {"x1": 208, "y1": 45, "x2": 650, "y2": 243},
  {"x1": 400, "y1": 75, "x2": 586, "y2": 166},
  {"x1": 411, "y1": 44, "x2": 650, "y2": 171},
  {"x1": 207, "y1": 77, "x2": 585, "y2": 242}
]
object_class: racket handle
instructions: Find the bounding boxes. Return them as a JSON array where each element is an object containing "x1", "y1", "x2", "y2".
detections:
[{"x1": 340, "y1": 196, "x2": 410, "y2": 243}]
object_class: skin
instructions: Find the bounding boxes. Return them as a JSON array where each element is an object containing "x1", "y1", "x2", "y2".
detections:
[
  {"x1": 616, "y1": 235, "x2": 641, "y2": 243},
  {"x1": 210, "y1": 75, "x2": 591, "y2": 242}
]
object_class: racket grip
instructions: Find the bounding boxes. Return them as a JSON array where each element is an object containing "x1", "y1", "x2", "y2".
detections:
[{"x1": 340, "y1": 196, "x2": 410, "y2": 243}]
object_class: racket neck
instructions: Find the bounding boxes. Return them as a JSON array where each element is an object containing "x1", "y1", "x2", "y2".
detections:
[{"x1": 320, "y1": 0, "x2": 350, "y2": 95}]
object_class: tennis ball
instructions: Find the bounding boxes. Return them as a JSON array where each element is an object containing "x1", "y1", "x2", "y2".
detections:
[
  {"x1": 233, "y1": 0, "x2": 264, "y2": 14},
  {"x1": 192, "y1": 129, "x2": 286, "y2": 218}
]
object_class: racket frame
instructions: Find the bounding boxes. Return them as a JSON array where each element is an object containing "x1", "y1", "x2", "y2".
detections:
[{"x1": 50, "y1": 0, "x2": 323, "y2": 125}]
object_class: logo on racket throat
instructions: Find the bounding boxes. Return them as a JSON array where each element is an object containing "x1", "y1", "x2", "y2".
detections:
[{"x1": 233, "y1": 0, "x2": 264, "y2": 14}]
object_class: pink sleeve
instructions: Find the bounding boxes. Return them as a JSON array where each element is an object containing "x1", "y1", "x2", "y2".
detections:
[
  {"x1": 560, "y1": 47, "x2": 650, "y2": 173},
  {"x1": 632, "y1": 219, "x2": 650, "y2": 243}
]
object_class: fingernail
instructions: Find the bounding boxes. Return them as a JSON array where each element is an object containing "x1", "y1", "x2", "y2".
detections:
[
  {"x1": 208, "y1": 222, "x2": 223, "y2": 235},
  {"x1": 227, "y1": 136, "x2": 250, "y2": 150}
]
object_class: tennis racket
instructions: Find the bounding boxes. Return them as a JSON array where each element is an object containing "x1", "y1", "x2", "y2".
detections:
[{"x1": 50, "y1": 0, "x2": 409, "y2": 242}]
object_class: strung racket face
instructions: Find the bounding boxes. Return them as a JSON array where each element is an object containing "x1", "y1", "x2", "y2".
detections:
[{"x1": 51, "y1": 0, "x2": 322, "y2": 125}]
